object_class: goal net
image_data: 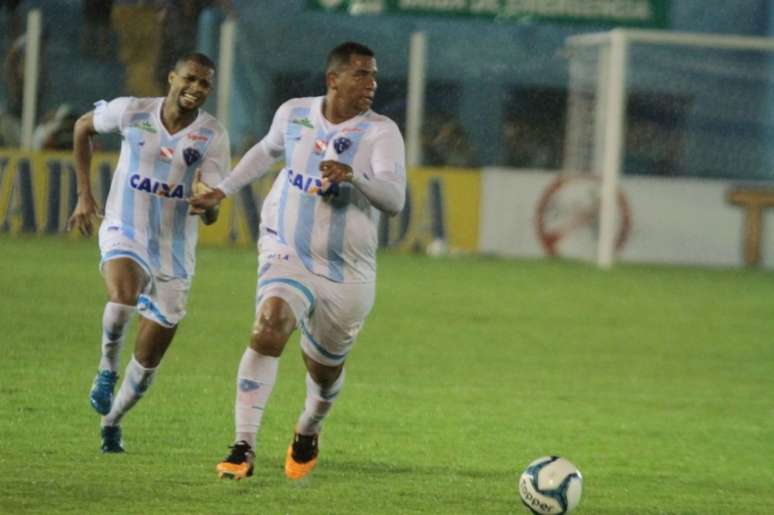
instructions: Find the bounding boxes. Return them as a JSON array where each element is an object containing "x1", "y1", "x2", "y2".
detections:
[{"x1": 561, "y1": 29, "x2": 774, "y2": 267}]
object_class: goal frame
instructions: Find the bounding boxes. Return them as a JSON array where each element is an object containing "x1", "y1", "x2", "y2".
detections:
[{"x1": 564, "y1": 29, "x2": 774, "y2": 268}]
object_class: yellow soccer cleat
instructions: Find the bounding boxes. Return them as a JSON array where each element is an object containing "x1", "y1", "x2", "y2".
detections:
[
  {"x1": 284, "y1": 432, "x2": 319, "y2": 480},
  {"x1": 216, "y1": 441, "x2": 255, "y2": 480}
]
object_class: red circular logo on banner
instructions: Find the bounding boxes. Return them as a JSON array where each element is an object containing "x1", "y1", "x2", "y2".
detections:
[{"x1": 535, "y1": 175, "x2": 631, "y2": 257}]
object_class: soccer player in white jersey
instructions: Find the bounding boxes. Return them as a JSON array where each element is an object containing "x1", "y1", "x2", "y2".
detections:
[
  {"x1": 190, "y1": 41, "x2": 406, "y2": 480},
  {"x1": 67, "y1": 52, "x2": 230, "y2": 453}
]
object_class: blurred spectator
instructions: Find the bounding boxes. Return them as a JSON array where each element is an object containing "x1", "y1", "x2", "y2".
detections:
[
  {"x1": 4, "y1": 31, "x2": 46, "y2": 124},
  {"x1": 4, "y1": 33, "x2": 27, "y2": 118},
  {"x1": 0, "y1": 106, "x2": 21, "y2": 147},
  {"x1": 423, "y1": 113, "x2": 475, "y2": 167},
  {"x1": 1, "y1": 0, "x2": 22, "y2": 46},
  {"x1": 154, "y1": 0, "x2": 234, "y2": 92},
  {"x1": 81, "y1": 0, "x2": 115, "y2": 59},
  {"x1": 111, "y1": 0, "x2": 162, "y2": 96},
  {"x1": 502, "y1": 116, "x2": 558, "y2": 169},
  {"x1": 32, "y1": 104, "x2": 78, "y2": 150}
]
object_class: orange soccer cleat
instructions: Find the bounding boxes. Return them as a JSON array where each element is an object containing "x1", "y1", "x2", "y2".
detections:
[
  {"x1": 284, "y1": 431, "x2": 319, "y2": 480},
  {"x1": 216, "y1": 441, "x2": 255, "y2": 480}
]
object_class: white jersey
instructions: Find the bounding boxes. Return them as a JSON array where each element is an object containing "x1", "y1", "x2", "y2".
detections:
[
  {"x1": 256, "y1": 96, "x2": 405, "y2": 283},
  {"x1": 94, "y1": 97, "x2": 230, "y2": 279}
]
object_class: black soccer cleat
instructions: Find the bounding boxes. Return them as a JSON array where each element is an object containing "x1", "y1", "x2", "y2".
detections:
[{"x1": 100, "y1": 425, "x2": 125, "y2": 453}]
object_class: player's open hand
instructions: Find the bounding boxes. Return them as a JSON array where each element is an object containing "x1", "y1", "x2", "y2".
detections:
[
  {"x1": 189, "y1": 169, "x2": 224, "y2": 215},
  {"x1": 320, "y1": 160, "x2": 353, "y2": 192},
  {"x1": 66, "y1": 192, "x2": 102, "y2": 236}
]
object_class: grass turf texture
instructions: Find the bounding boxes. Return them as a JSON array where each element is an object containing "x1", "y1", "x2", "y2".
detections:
[{"x1": 1, "y1": 235, "x2": 772, "y2": 514}]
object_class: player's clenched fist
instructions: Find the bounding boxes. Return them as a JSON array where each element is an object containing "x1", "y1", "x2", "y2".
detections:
[
  {"x1": 320, "y1": 160, "x2": 354, "y2": 193},
  {"x1": 189, "y1": 169, "x2": 225, "y2": 219},
  {"x1": 192, "y1": 168, "x2": 214, "y2": 196}
]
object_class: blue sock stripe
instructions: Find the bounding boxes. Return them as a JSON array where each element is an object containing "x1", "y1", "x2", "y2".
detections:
[
  {"x1": 130, "y1": 379, "x2": 144, "y2": 396},
  {"x1": 103, "y1": 328, "x2": 122, "y2": 341},
  {"x1": 320, "y1": 385, "x2": 342, "y2": 401}
]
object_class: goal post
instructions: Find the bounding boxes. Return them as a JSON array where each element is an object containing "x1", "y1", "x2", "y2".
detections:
[{"x1": 563, "y1": 29, "x2": 774, "y2": 268}]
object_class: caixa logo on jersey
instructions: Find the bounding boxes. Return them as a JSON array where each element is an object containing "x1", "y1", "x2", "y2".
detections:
[
  {"x1": 287, "y1": 169, "x2": 339, "y2": 197},
  {"x1": 129, "y1": 174, "x2": 184, "y2": 198}
]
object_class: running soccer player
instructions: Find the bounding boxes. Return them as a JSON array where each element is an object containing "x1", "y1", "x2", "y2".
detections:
[
  {"x1": 190, "y1": 41, "x2": 406, "y2": 480},
  {"x1": 67, "y1": 52, "x2": 230, "y2": 453}
]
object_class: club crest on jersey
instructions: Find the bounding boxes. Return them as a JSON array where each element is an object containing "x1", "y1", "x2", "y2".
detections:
[
  {"x1": 159, "y1": 146, "x2": 174, "y2": 162},
  {"x1": 287, "y1": 169, "x2": 339, "y2": 198},
  {"x1": 129, "y1": 174, "x2": 184, "y2": 199},
  {"x1": 333, "y1": 137, "x2": 352, "y2": 154},
  {"x1": 313, "y1": 138, "x2": 328, "y2": 155},
  {"x1": 183, "y1": 147, "x2": 201, "y2": 166}
]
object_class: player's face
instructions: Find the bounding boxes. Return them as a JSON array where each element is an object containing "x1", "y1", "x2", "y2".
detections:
[
  {"x1": 167, "y1": 61, "x2": 214, "y2": 112},
  {"x1": 333, "y1": 54, "x2": 378, "y2": 114}
]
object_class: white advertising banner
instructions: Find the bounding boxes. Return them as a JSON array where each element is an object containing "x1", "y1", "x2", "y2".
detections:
[{"x1": 479, "y1": 167, "x2": 774, "y2": 268}]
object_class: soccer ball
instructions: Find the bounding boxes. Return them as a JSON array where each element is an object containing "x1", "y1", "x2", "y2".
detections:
[
  {"x1": 518, "y1": 456, "x2": 583, "y2": 514},
  {"x1": 425, "y1": 238, "x2": 448, "y2": 257}
]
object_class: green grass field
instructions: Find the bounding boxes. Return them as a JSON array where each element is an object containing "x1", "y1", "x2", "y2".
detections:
[{"x1": 1, "y1": 235, "x2": 772, "y2": 514}]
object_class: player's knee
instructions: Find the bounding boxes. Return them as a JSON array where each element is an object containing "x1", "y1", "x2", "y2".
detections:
[
  {"x1": 106, "y1": 280, "x2": 143, "y2": 305},
  {"x1": 250, "y1": 324, "x2": 289, "y2": 356},
  {"x1": 109, "y1": 290, "x2": 140, "y2": 306},
  {"x1": 251, "y1": 307, "x2": 294, "y2": 356},
  {"x1": 104, "y1": 259, "x2": 147, "y2": 305},
  {"x1": 133, "y1": 341, "x2": 169, "y2": 368},
  {"x1": 307, "y1": 360, "x2": 344, "y2": 389},
  {"x1": 134, "y1": 350, "x2": 159, "y2": 369}
]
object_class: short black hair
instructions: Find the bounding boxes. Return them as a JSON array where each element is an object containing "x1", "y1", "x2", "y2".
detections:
[
  {"x1": 326, "y1": 42, "x2": 375, "y2": 73},
  {"x1": 174, "y1": 52, "x2": 216, "y2": 72}
]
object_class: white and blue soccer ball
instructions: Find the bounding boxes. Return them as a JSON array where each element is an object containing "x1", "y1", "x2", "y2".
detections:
[{"x1": 518, "y1": 456, "x2": 583, "y2": 514}]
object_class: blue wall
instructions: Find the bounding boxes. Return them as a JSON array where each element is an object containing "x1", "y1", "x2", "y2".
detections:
[
  {"x1": 226, "y1": 0, "x2": 774, "y2": 176},
  {"x1": 2, "y1": 0, "x2": 774, "y2": 177}
]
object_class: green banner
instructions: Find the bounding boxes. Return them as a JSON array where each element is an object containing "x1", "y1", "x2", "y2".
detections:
[{"x1": 308, "y1": 0, "x2": 670, "y2": 28}]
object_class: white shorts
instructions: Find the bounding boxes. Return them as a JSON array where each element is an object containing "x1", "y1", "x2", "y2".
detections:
[
  {"x1": 256, "y1": 238, "x2": 375, "y2": 366},
  {"x1": 99, "y1": 223, "x2": 190, "y2": 328}
]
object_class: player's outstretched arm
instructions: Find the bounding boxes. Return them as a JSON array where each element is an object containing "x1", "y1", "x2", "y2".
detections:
[{"x1": 66, "y1": 112, "x2": 102, "y2": 236}]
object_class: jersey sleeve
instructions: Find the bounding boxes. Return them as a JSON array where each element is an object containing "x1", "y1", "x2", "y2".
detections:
[
  {"x1": 370, "y1": 123, "x2": 406, "y2": 182},
  {"x1": 350, "y1": 122, "x2": 407, "y2": 216},
  {"x1": 92, "y1": 97, "x2": 132, "y2": 134},
  {"x1": 216, "y1": 102, "x2": 289, "y2": 196},
  {"x1": 261, "y1": 101, "x2": 291, "y2": 156},
  {"x1": 200, "y1": 127, "x2": 231, "y2": 186}
]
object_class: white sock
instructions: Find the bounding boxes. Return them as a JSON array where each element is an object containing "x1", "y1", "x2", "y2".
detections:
[
  {"x1": 99, "y1": 302, "x2": 135, "y2": 372},
  {"x1": 103, "y1": 356, "x2": 156, "y2": 427},
  {"x1": 234, "y1": 348, "x2": 279, "y2": 449},
  {"x1": 296, "y1": 369, "x2": 345, "y2": 436}
]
